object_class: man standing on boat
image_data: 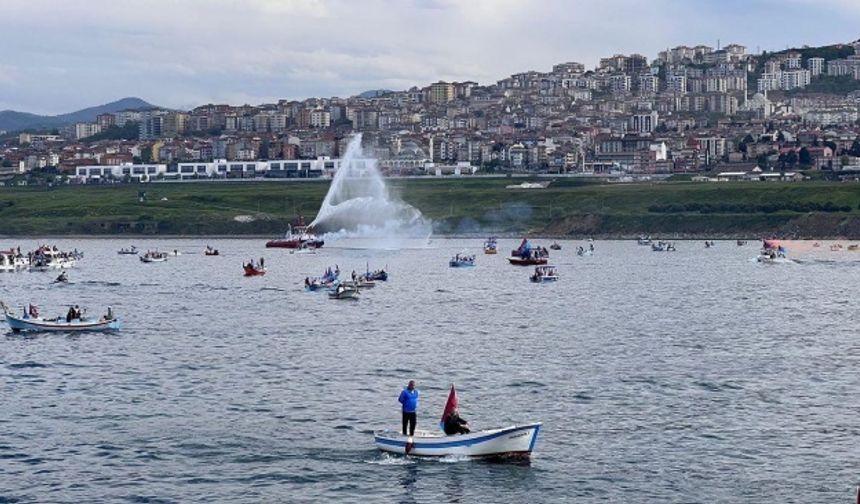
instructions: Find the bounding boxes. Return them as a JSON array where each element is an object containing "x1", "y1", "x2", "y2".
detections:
[{"x1": 398, "y1": 380, "x2": 419, "y2": 436}]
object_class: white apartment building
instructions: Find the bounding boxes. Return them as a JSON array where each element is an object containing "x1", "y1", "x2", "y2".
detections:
[
  {"x1": 74, "y1": 123, "x2": 101, "y2": 140},
  {"x1": 757, "y1": 73, "x2": 781, "y2": 92},
  {"x1": 668, "y1": 75, "x2": 687, "y2": 94},
  {"x1": 780, "y1": 69, "x2": 811, "y2": 90},
  {"x1": 638, "y1": 75, "x2": 659, "y2": 95},
  {"x1": 808, "y1": 57, "x2": 824, "y2": 77}
]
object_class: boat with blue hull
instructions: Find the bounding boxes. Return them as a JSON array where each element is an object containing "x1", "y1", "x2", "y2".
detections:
[
  {"x1": 449, "y1": 254, "x2": 475, "y2": 267},
  {"x1": 374, "y1": 423, "x2": 541, "y2": 458}
]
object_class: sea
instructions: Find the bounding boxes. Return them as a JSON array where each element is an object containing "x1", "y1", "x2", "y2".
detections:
[{"x1": 1, "y1": 238, "x2": 858, "y2": 503}]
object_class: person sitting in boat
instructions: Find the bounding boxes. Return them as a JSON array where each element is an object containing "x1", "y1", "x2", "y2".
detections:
[
  {"x1": 66, "y1": 305, "x2": 77, "y2": 323},
  {"x1": 443, "y1": 408, "x2": 470, "y2": 435},
  {"x1": 305, "y1": 277, "x2": 310, "y2": 287}
]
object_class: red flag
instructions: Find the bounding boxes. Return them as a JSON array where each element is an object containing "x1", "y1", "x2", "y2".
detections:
[{"x1": 440, "y1": 384, "x2": 458, "y2": 428}]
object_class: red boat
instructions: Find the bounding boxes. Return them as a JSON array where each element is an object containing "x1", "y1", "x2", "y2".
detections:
[
  {"x1": 243, "y1": 264, "x2": 266, "y2": 276},
  {"x1": 265, "y1": 222, "x2": 324, "y2": 249}
]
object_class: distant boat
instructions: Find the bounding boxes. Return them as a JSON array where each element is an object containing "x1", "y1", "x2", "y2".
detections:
[
  {"x1": 483, "y1": 237, "x2": 498, "y2": 255},
  {"x1": 508, "y1": 256, "x2": 548, "y2": 266},
  {"x1": 757, "y1": 239, "x2": 792, "y2": 264},
  {"x1": 243, "y1": 263, "x2": 266, "y2": 276},
  {"x1": 637, "y1": 236, "x2": 652, "y2": 245},
  {"x1": 329, "y1": 284, "x2": 359, "y2": 300},
  {"x1": 549, "y1": 242, "x2": 562, "y2": 251},
  {"x1": 651, "y1": 241, "x2": 675, "y2": 252},
  {"x1": 140, "y1": 251, "x2": 168, "y2": 263},
  {"x1": 266, "y1": 222, "x2": 324, "y2": 249},
  {"x1": 449, "y1": 254, "x2": 475, "y2": 267},
  {"x1": 529, "y1": 265, "x2": 558, "y2": 283},
  {"x1": 118, "y1": 246, "x2": 138, "y2": 255},
  {"x1": 204, "y1": 246, "x2": 220, "y2": 256}
]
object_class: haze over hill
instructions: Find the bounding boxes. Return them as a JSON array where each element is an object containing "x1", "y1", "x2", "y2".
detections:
[{"x1": 0, "y1": 97, "x2": 156, "y2": 133}]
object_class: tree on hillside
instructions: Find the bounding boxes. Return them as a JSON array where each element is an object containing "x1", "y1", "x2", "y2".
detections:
[{"x1": 798, "y1": 147, "x2": 811, "y2": 166}]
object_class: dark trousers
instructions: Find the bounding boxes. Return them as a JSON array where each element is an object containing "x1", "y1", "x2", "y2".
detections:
[{"x1": 402, "y1": 412, "x2": 416, "y2": 436}]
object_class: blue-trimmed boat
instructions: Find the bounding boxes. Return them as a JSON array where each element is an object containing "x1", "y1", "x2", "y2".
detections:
[
  {"x1": 449, "y1": 254, "x2": 475, "y2": 268},
  {"x1": 374, "y1": 422, "x2": 541, "y2": 458},
  {"x1": 3, "y1": 304, "x2": 120, "y2": 333}
]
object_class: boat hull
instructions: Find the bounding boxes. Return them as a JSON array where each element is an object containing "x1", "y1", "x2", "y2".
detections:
[
  {"x1": 449, "y1": 261, "x2": 475, "y2": 268},
  {"x1": 508, "y1": 257, "x2": 547, "y2": 266},
  {"x1": 6, "y1": 314, "x2": 120, "y2": 333},
  {"x1": 374, "y1": 423, "x2": 541, "y2": 458},
  {"x1": 266, "y1": 239, "x2": 324, "y2": 249}
]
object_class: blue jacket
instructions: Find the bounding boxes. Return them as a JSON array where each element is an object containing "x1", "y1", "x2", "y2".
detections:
[{"x1": 398, "y1": 388, "x2": 419, "y2": 413}]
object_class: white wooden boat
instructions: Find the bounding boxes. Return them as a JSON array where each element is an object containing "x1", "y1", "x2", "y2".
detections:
[
  {"x1": 140, "y1": 251, "x2": 168, "y2": 263},
  {"x1": 2, "y1": 303, "x2": 120, "y2": 333},
  {"x1": 374, "y1": 423, "x2": 541, "y2": 458},
  {"x1": 329, "y1": 285, "x2": 359, "y2": 300}
]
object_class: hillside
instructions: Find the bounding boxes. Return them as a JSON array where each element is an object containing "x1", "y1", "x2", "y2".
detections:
[{"x1": 0, "y1": 97, "x2": 157, "y2": 132}]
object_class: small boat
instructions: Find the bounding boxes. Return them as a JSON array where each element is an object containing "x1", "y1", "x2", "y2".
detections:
[
  {"x1": 2, "y1": 302, "x2": 119, "y2": 333},
  {"x1": 483, "y1": 237, "x2": 498, "y2": 255},
  {"x1": 637, "y1": 236, "x2": 652, "y2": 245},
  {"x1": 53, "y1": 272, "x2": 69, "y2": 284},
  {"x1": 576, "y1": 246, "x2": 593, "y2": 257},
  {"x1": 449, "y1": 254, "x2": 475, "y2": 267},
  {"x1": 204, "y1": 246, "x2": 220, "y2": 256},
  {"x1": 736, "y1": 240, "x2": 747, "y2": 246},
  {"x1": 374, "y1": 385, "x2": 539, "y2": 459},
  {"x1": 848, "y1": 244, "x2": 859, "y2": 251},
  {"x1": 704, "y1": 241, "x2": 715, "y2": 248},
  {"x1": 118, "y1": 246, "x2": 138, "y2": 255},
  {"x1": 329, "y1": 284, "x2": 359, "y2": 300},
  {"x1": 830, "y1": 244, "x2": 843, "y2": 252},
  {"x1": 509, "y1": 238, "x2": 549, "y2": 265},
  {"x1": 549, "y1": 242, "x2": 562, "y2": 251},
  {"x1": 243, "y1": 263, "x2": 266, "y2": 276},
  {"x1": 29, "y1": 246, "x2": 77, "y2": 271},
  {"x1": 651, "y1": 241, "x2": 676, "y2": 252},
  {"x1": 365, "y1": 268, "x2": 388, "y2": 282},
  {"x1": 0, "y1": 250, "x2": 28, "y2": 272},
  {"x1": 530, "y1": 265, "x2": 559, "y2": 283},
  {"x1": 140, "y1": 251, "x2": 168, "y2": 263},
  {"x1": 757, "y1": 240, "x2": 792, "y2": 264}
]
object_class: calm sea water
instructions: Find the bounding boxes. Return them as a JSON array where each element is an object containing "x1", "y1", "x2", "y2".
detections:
[{"x1": 1, "y1": 238, "x2": 858, "y2": 503}]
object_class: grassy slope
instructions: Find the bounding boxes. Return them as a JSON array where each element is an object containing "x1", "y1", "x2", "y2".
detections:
[{"x1": 1, "y1": 179, "x2": 860, "y2": 237}]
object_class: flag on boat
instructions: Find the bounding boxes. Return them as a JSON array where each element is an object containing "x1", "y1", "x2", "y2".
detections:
[
  {"x1": 762, "y1": 239, "x2": 780, "y2": 250},
  {"x1": 440, "y1": 384, "x2": 458, "y2": 431}
]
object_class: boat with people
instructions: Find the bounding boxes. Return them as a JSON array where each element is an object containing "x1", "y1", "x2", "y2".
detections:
[
  {"x1": 29, "y1": 246, "x2": 78, "y2": 271},
  {"x1": 483, "y1": 237, "x2": 498, "y2": 255},
  {"x1": 266, "y1": 217, "x2": 325, "y2": 249},
  {"x1": 374, "y1": 385, "x2": 540, "y2": 459},
  {"x1": 576, "y1": 243, "x2": 595, "y2": 256},
  {"x1": 0, "y1": 249, "x2": 28, "y2": 272},
  {"x1": 757, "y1": 239, "x2": 792, "y2": 264},
  {"x1": 549, "y1": 242, "x2": 562, "y2": 251},
  {"x1": 118, "y1": 246, "x2": 138, "y2": 255},
  {"x1": 508, "y1": 238, "x2": 549, "y2": 266},
  {"x1": 243, "y1": 260, "x2": 266, "y2": 276},
  {"x1": 204, "y1": 246, "x2": 220, "y2": 256},
  {"x1": 328, "y1": 283, "x2": 359, "y2": 300},
  {"x1": 365, "y1": 266, "x2": 388, "y2": 282},
  {"x1": 530, "y1": 265, "x2": 559, "y2": 283},
  {"x1": 53, "y1": 271, "x2": 69, "y2": 284},
  {"x1": 140, "y1": 251, "x2": 169, "y2": 263},
  {"x1": 637, "y1": 236, "x2": 652, "y2": 245},
  {"x1": 449, "y1": 253, "x2": 476, "y2": 267},
  {"x1": 1, "y1": 302, "x2": 120, "y2": 333},
  {"x1": 704, "y1": 240, "x2": 715, "y2": 248},
  {"x1": 737, "y1": 240, "x2": 747, "y2": 246},
  {"x1": 304, "y1": 266, "x2": 340, "y2": 291},
  {"x1": 651, "y1": 241, "x2": 676, "y2": 252}
]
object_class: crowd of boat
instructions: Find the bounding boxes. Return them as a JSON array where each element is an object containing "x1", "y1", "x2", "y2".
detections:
[
  {"x1": 0, "y1": 245, "x2": 82, "y2": 273},
  {"x1": 303, "y1": 265, "x2": 389, "y2": 300}
]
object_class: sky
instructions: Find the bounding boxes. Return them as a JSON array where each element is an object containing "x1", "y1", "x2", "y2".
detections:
[{"x1": 1, "y1": 0, "x2": 859, "y2": 115}]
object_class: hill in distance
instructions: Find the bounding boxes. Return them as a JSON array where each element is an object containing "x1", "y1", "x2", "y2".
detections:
[{"x1": 0, "y1": 97, "x2": 157, "y2": 132}]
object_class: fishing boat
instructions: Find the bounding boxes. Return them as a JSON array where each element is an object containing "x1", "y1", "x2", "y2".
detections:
[
  {"x1": 736, "y1": 240, "x2": 747, "y2": 246},
  {"x1": 140, "y1": 251, "x2": 168, "y2": 263},
  {"x1": 1, "y1": 302, "x2": 120, "y2": 333},
  {"x1": 204, "y1": 246, "x2": 220, "y2": 256},
  {"x1": 449, "y1": 254, "x2": 475, "y2": 267},
  {"x1": 374, "y1": 385, "x2": 540, "y2": 459},
  {"x1": 576, "y1": 245, "x2": 593, "y2": 257},
  {"x1": 651, "y1": 241, "x2": 676, "y2": 252},
  {"x1": 329, "y1": 284, "x2": 359, "y2": 300},
  {"x1": 637, "y1": 236, "x2": 652, "y2": 245},
  {"x1": 365, "y1": 267, "x2": 388, "y2": 282},
  {"x1": 483, "y1": 237, "x2": 498, "y2": 255},
  {"x1": 118, "y1": 246, "x2": 138, "y2": 255},
  {"x1": 549, "y1": 242, "x2": 562, "y2": 251},
  {"x1": 0, "y1": 250, "x2": 28, "y2": 272},
  {"x1": 530, "y1": 265, "x2": 559, "y2": 283},
  {"x1": 29, "y1": 246, "x2": 77, "y2": 271},
  {"x1": 266, "y1": 220, "x2": 324, "y2": 249},
  {"x1": 508, "y1": 238, "x2": 549, "y2": 266},
  {"x1": 243, "y1": 263, "x2": 266, "y2": 276},
  {"x1": 757, "y1": 239, "x2": 792, "y2": 264}
]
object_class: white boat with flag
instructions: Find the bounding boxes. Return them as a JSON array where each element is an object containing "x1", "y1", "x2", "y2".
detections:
[
  {"x1": 2, "y1": 302, "x2": 120, "y2": 333},
  {"x1": 374, "y1": 385, "x2": 541, "y2": 459}
]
